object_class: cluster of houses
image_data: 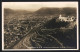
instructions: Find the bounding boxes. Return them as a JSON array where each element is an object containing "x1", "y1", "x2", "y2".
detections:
[{"x1": 58, "y1": 14, "x2": 76, "y2": 22}]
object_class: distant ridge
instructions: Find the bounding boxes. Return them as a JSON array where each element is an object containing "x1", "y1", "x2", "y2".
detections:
[
  {"x1": 4, "y1": 8, "x2": 33, "y2": 15},
  {"x1": 35, "y1": 7, "x2": 76, "y2": 16}
]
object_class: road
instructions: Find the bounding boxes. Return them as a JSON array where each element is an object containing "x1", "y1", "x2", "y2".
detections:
[
  {"x1": 13, "y1": 23, "x2": 42, "y2": 49},
  {"x1": 13, "y1": 32, "x2": 34, "y2": 49}
]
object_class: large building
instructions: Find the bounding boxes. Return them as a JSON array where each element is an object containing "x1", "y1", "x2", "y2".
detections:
[{"x1": 58, "y1": 14, "x2": 76, "y2": 22}]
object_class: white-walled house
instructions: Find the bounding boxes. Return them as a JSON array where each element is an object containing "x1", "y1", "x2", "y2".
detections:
[{"x1": 58, "y1": 14, "x2": 76, "y2": 22}]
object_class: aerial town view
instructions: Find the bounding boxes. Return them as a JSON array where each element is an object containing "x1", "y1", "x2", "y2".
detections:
[{"x1": 2, "y1": 2, "x2": 78, "y2": 50}]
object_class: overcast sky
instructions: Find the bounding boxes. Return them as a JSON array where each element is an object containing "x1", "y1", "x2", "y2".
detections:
[{"x1": 2, "y1": 2, "x2": 78, "y2": 11}]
